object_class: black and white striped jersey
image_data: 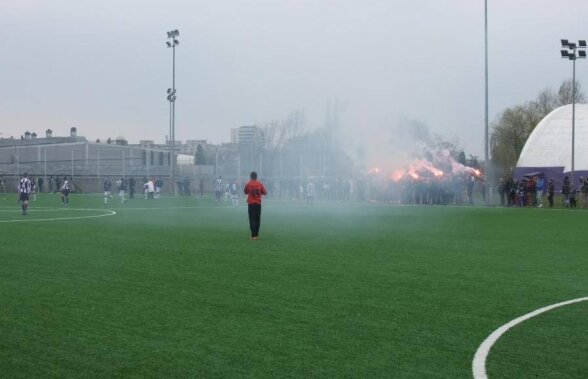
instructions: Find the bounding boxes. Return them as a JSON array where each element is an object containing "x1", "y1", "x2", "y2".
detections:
[{"x1": 19, "y1": 178, "x2": 32, "y2": 194}]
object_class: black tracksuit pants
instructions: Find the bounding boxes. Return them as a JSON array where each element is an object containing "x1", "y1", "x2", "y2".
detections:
[{"x1": 248, "y1": 204, "x2": 262, "y2": 237}]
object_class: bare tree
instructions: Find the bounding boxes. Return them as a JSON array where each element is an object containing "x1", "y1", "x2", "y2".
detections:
[
  {"x1": 261, "y1": 109, "x2": 306, "y2": 151},
  {"x1": 557, "y1": 79, "x2": 586, "y2": 105},
  {"x1": 529, "y1": 88, "x2": 558, "y2": 118},
  {"x1": 281, "y1": 109, "x2": 306, "y2": 144},
  {"x1": 261, "y1": 120, "x2": 280, "y2": 151}
]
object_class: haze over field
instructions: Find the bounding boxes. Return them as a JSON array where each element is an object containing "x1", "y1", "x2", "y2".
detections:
[{"x1": 1, "y1": 0, "x2": 587, "y2": 164}]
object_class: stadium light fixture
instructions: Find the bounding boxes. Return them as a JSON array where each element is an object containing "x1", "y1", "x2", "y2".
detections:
[
  {"x1": 166, "y1": 29, "x2": 180, "y2": 196},
  {"x1": 560, "y1": 38, "x2": 586, "y2": 188}
]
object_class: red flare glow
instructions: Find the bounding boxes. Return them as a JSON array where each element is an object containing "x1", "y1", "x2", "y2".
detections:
[{"x1": 391, "y1": 171, "x2": 404, "y2": 182}]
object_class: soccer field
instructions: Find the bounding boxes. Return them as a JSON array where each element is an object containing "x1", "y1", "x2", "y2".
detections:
[{"x1": 1, "y1": 194, "x2": 587, "y2": 378}]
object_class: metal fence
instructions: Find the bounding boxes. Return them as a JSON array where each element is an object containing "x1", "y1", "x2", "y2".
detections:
[
  {"x1": 0, "y1": 141, "x2": 354, "y2": 197},
  {"x1": 0, "y1": 142, "x2": 215, "y2": 194}
]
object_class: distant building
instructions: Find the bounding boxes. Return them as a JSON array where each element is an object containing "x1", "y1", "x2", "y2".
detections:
[
  {"x1": 0, "y1": 128, "x2": 171, "y2": 181},
  {"x1": 184, "y1": 139, "x2": 209, "y2": 154},
  {"x1": 230, "y1": 125, "x2": 264, "y2": 146},
  {"x1": 0, "y1": 129, "x2": 87, "y2": 147},
  {"x1": 0, "y1": 123, "x2": 278, "y2": 191}
]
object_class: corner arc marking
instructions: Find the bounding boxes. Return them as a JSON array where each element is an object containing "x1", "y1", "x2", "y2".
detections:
[{"x1": 472, "y1": 296, "x2": 588, "y2": 379}]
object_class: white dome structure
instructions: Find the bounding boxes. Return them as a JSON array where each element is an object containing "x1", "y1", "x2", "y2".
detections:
[{"x1": 515, "y1": 103, "x2": 588, "y2": 188}]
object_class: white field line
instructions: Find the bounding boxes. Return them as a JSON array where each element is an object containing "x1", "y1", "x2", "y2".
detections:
[
  {"x1": 472, "y1": 296, "x2": 588, "y2": 379},
  {"x1": 111, "y1": 206, "x2": 233, "y2": 211},
  {"x1": 0, "y1": 208, "x2": 80, "y2": 212},
  {"x1": 0, "y1": 209, "x2": 116, "y2": 223}
]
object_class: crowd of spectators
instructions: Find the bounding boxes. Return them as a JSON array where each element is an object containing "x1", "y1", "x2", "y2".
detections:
[{"x1": 497, "y1": 175, "x2": 588, "y2": 208}]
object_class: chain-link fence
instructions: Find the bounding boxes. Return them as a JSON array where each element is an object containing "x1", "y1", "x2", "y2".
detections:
[{"x1": 0, "y1": 142, "x2": 215, "y2": 194}]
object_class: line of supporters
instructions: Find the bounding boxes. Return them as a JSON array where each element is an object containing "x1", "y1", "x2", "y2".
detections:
[{"x1": 498, "y1": 175, "x2": 588, "y2": 208}]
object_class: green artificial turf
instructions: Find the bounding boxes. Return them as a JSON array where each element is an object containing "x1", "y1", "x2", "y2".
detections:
[{"x1": 0, "y1": 194, "x2": 587, "y2": 377}]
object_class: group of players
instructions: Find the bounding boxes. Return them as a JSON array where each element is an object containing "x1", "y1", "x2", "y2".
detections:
[
  {"x1": 16, "y1": 171, "x2": 268, "y2": 240},
  {"x1": 14, "y1": 173, "x2": 246, "y2": 209},
  {"x1": 17, "y1": 173, "x2": 71, "y2": 214},
  {"x1": 214, "y1": 177, "x2": 244, "y2": 208},
  {"x1": 102, "y1": 176, "x2": 165, "y2": 205}
]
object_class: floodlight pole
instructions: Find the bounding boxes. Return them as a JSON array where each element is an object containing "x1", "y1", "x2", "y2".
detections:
[
  {"x1": 172, "y1": 41, "x2": 176, "y2": 196},
  {"x1": 166, "y1": 29, "x2": 179, "y2": 196},
  {"x1": 572, "y1": 56, "x2": 576, "y2": 187},
  {"x1": 561, "y1": 39, "x2": 586, "y2": 189},
  {"x1": 484, "y1": 0, "x2": 489, "y2": 205},
  {"x1": 171, "y1": 43, "x2": 176, "y2": 178}
]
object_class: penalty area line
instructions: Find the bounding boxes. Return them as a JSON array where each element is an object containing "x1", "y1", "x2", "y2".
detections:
[{"x1": 472, "y1": 296, "x2": 588, "y2": 379}]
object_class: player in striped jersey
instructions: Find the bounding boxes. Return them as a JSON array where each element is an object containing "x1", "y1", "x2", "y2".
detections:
[
  {"x1": 31, "y1": 177, "x2": 37, "y2": 202},
  {"x1": 60, "y1": 177, "x2": 70, "y2": 206},
  {"x1": 0, "y1": 175, "x2": 6, "y2": 199},
  {"x1": 229, "y1": 179, "x2": 240, "y2": 207},
  {"x1": 117, "y1": 177, "x2": 127, "y2": 204},
  {"x1": 18, "y1": 172, "x2": 32, "y2": 215},
  {"x1": 104, "y1": 176, "x2": 113, "y2": 205}
]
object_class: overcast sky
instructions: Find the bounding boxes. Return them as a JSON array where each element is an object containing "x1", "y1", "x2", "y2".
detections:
[{"x1": 1, "y1": 0, "x2": 587, "y2": 162}]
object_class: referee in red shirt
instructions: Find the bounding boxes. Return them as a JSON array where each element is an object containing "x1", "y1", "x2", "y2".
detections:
[{"x1": 243, "y1": 171, "x2": 267, "y2": 240}]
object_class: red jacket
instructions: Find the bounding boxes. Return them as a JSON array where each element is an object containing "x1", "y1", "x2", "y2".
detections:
[{"x1": 244, "y1": 180, "x2": 267, "y2": 205}]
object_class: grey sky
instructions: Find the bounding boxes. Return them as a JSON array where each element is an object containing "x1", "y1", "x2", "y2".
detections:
[{"x1": 1, "y1": 0, "x2": 587, "y2": 163}]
